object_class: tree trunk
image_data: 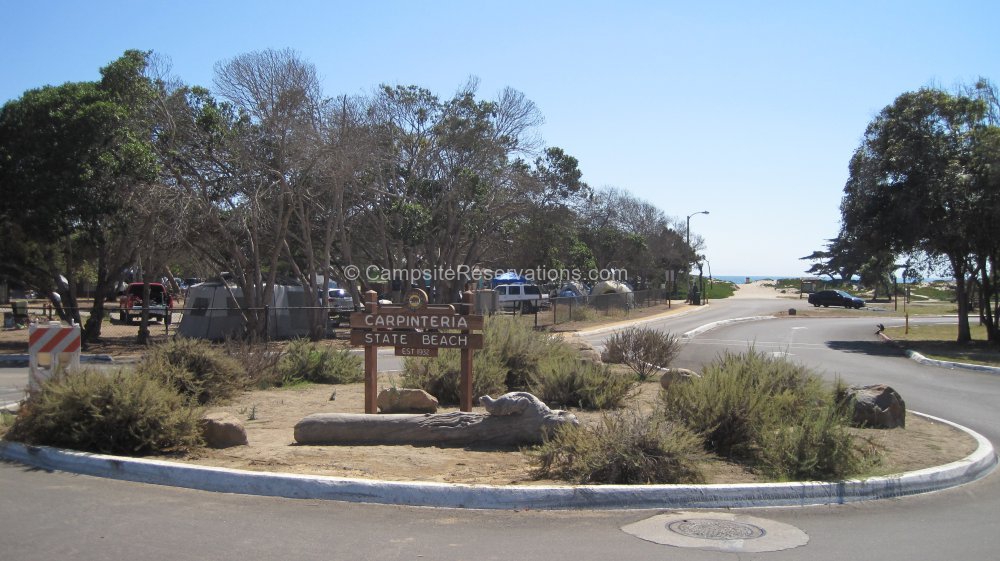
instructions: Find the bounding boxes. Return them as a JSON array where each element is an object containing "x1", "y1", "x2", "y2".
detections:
[
  {"x1": 951, "y1": 255, "x2": 972, "y2": 343},
  {"x1": 980, "y1": 254, "x2": 999, "y2": 345}
]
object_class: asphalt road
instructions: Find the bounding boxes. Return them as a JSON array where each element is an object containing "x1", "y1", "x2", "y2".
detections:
[
  {"x1": 2, "y1": 296, "x2": 999, "y2": 560},
  {"x1": 1, "y1": 368, "x2": 27, "y2": 408}
]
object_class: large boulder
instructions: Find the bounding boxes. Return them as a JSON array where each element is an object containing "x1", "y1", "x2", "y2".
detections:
[
  {"x1": 845, "y1": 384, "x2": 906, "y2": 428},
  {"x1": 571, "y1": 337, "x2": 603, "y2": 364},
  {"x1": 659, "y1": 368, "x2": 700, "y2": 390},
  {"x1": 377, "y1": 387, "x2": 439, "y2": 414},
  {"x1": 200, "y1": 412, "x2": 248, "y2": 448}
]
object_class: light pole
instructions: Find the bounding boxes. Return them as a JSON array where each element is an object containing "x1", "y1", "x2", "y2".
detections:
[
  {"x1": 686, "y1": 211, "x2": 709, "y2": 303},
  {"x1": 686, "y1": 210, "x2": 709, "y2": 247}
]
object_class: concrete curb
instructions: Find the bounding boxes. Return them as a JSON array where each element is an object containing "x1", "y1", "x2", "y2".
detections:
[
  {"x1": 904, "y1": 350, "x2": 1000, "y2": 374},
  {"x1": 877, "y1": 333, "x2": 1000, "y2": 374},
  {"x1": 573, "y1": 304, "x2": 709, "y2": 337},
  {"x1": 1, "y1": 411, "x2": 993, "y2": 510},
  {"x1": 682, "y1": 315, "x2": 776, "y2": 339}
]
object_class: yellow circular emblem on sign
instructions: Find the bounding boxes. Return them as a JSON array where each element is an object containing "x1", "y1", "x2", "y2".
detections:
[{"x1": 404, "y1": 288, "x2": 429, "y2": 312}]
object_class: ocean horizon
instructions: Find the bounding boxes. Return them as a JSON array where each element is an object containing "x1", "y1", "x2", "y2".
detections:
[
  {"x1": 713, "y1": 274, "x2": 955, "y2": 284},
  {"x1": 714, "y1": 275, "x2": 801, "y2": 284}
]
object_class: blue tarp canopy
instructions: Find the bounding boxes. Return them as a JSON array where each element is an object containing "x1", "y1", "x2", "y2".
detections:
[{"x1": 492, "y1": 271, "x2": 527, "y2": 286}]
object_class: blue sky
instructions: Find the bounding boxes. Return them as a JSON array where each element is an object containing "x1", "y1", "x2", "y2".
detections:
[{"x1": 3, "y1": 1, "x2": 997, "y2": 276}]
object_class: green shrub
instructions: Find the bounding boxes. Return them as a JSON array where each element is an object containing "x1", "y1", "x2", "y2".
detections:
[
  {"x1": 601, "y1": 326, "x2": 680, "y2": 381},
  {"x1": 528, "y1": 354, "x2": 637, "y2": 410},
  {"x1": 530, "y1": 409, "x2": 706, "y2": 484},
  {"x1": 136, "y1": 338, "x2": 246, "y2": 405},
  {"x1": 483, "y1": 315, "x2": 577, "y2": 390},
  {"x1": 277, "y1": 339, "x2": 363, "y2": 385},
  {"x1": 756, "y1": 404, "x2": 872, "y2": 480},
  {"x1": 1, "y1": 410, "x2": 15, "y2": 432},
  {"x1": 401, "y1": 349, "x2": 508, "y2": 406},
  {"x1": 223, "y1": 338, "x2": 285, "y2": 389},
  {"x1": 5, "y1": 369, "x2": 201, "y2": 455},
  {"x1": 662, "y1": 349, "x2": 826, "y2": 459},
  {"x1": 661, "y1": 349, "x2": 869, "y2": 480},
  {"x1": 400, "y1": 315, "x2": 576, "y2": 404}
]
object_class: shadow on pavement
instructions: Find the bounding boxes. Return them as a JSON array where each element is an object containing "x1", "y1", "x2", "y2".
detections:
[{"x1": 826, "y1": 340, "x2": 908, "y2": 357}]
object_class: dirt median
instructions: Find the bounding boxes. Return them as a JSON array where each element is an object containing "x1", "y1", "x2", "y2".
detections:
[{"x1": 177, "y1": 378, "x2": 977, "y2": 486}]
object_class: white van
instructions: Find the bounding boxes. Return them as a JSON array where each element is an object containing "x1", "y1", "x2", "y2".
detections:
[{"x1": 494, "y1": 284, "x2": 548, "y2": 313}]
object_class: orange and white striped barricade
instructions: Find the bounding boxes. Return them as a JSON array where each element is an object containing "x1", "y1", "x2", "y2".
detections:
[{"x1": 28, "y1": 321, "x2": 82, "y2": 392}]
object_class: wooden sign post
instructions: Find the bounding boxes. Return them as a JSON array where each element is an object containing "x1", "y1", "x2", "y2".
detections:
[{"x1": 352, "y1": 289, "x2": 483, "y2": 413}]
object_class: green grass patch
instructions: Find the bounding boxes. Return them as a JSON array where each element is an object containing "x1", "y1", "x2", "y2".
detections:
[
  {"x1": 704, "y1": 281, "x2": 736, "y2": 299},
  {"x1": 906, "y1": 283, "x2": 955, "y2": 301},
  {"x1": 883, "y1": 324, "x2": 999, "y2": 366}
]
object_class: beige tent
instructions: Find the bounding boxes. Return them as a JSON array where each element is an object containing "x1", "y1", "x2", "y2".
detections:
[
  {"x1": 177, "y1": 282, "x2": 313, "y2": 340},
  {"x1": 590, "y1": 280, "x2": 634, "y2": 309}
]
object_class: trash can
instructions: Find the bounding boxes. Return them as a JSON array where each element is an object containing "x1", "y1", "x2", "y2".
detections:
[{"x1": 690, "y1": 288, "x2": 701, "y2": 306}]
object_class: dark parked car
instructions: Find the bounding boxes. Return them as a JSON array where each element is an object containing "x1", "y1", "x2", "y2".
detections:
[{"x1": 808, "y1": 289, "x2": 865, "y2": 309}]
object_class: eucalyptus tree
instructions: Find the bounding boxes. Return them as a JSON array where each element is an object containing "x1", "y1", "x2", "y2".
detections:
[
  {"x1": 358, "y1": 81, "x2": 546, "y2": 302},
  {"x1": 162, "y1": 49, "x2": 325, "y2": 338},
  {"x1": 497, "y1": 147, "x2": 592, "y2": 275},
  {"x1": 964, "y1": 79, "x2": 1000, "y2": 342},
  {"x1": 574, "y1": 187, "x2": 688, "y2": 289}
]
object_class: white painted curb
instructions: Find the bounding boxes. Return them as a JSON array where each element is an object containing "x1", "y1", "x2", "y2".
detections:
[
  {"x1": 905, "y1": 350, "x2": 1000, "y2": 374},
  {"x1": 877, "y1": 332, "x2": 1000, "y2": 374},
  {"x1": 1, "y1": 411, "x2": 993, "y2": 510},
  {"x1": 574, "y1": 304, "x2": 709, "y2": 337},
  {"x1": 682, "y1": 315, "x2": 776, "y2": 339}
]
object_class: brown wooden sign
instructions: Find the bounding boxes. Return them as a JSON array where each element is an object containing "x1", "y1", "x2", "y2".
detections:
[
  {"x1": 350, "y1": 311, "x2": 483, "y2": 330},
  {"x1": 351, "y1": 330, "x2": 483, "y2": 349},
  {"x1": 356, "y1": 288, "x2": 482, "y2": 414}
]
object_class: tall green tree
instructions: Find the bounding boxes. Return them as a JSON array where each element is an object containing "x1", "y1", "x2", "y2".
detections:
[
  {"x1": 839, "y1": 86, "x2": 998, "y2": 343},
  {"x1": 0, "y1": 50, "x2": 159, "y2": 344}
]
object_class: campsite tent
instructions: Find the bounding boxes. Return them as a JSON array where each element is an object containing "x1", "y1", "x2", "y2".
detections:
[
  {"x1": 590, "y1": 280, "x2": 633, "y2": 296},
  {"x1": 177, "y1": 282, "x2": 314, "y2": 340},
  {"x1": 491, "y1": 271, "x2": 527, "y2": 286},
  {"x1": 590, "y1": 280, "x2": 634, "y2": 309}
]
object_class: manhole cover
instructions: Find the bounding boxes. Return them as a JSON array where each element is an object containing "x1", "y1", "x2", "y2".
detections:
[
  {"x1": 667, "y1": 518, "x2": 766, "y2": 540},
  {"x1": 622, "y1": 512, "x2": 809, "y2": 553}
]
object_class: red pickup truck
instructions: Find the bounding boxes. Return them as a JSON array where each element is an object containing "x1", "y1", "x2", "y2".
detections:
[{"x1": 118, "y1": 282, "x2": 174, "y2": 324}]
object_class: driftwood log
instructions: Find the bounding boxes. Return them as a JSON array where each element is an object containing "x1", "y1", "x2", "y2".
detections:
[{"x1": 294, "y1": 392, "x2": 578, "y2": 447}]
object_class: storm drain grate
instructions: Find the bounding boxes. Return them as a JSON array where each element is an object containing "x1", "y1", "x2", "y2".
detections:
[{"x1": 667, "y1": 519, "x2": 766, "y2": 541}]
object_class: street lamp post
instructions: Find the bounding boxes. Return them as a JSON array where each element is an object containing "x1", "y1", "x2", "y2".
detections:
[
  {"x1": 686, "y1": 211, "x2": 709, "y2": 303},
  {"x1": 686, "y1": 210, "x2": 709, "y2": 247}
]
